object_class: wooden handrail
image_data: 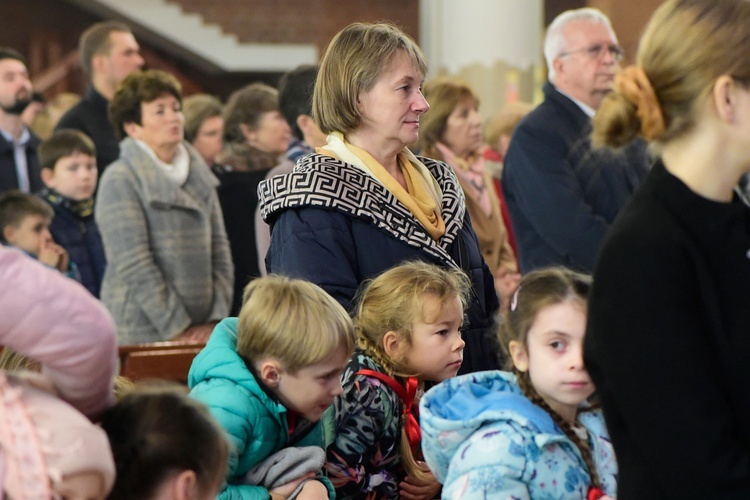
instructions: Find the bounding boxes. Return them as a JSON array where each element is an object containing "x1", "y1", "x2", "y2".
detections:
[{"x1": 32, "y1": 50, "x2": 80, "y2": 94}]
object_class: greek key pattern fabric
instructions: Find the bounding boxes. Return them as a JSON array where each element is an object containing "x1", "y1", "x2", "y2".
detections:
[{"x1": 259, "y1": 154, "x2": 466, "y2": 267}]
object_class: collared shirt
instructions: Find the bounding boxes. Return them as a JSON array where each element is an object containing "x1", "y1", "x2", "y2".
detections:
[
  {"x1": 556, "y1": 88, "x2": 596, "y2": 118},
  {"x1": 0, "y1": 127, "x2": 31, "y2": 192}
]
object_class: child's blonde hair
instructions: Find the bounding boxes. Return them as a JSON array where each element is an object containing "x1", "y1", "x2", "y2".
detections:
[
  {"x1": 355, "y1": 261, "x2": 471, "y2": 480},
  {"x1": 237, "y1": 275, "x2": 355, "y2": 373},
  {"x1": 498, "y1": 267, "x2": 599, "y2": 487}
]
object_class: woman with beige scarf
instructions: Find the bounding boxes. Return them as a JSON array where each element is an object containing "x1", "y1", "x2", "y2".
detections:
[
  {"x1": 258, "y1": 23, "x2": 500, "y2": 379},
  {"x1": 419, "y1": 79, "x2": 520, "y2": 310}
]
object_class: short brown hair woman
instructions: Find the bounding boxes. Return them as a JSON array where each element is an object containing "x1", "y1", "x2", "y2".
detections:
[
  {"x1": 420, "y1": 78, "x2": 519, "y2": 310},
  {"x1": 97, "y1": 69, "x2": 233, "y2": 343}
]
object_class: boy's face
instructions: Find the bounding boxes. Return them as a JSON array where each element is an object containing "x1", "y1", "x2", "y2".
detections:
[
  {"x1": 3, "y1": 214, "x2": 52, "y2": 256},
  {"x1": 42, "y1": 152, "x2": 98, "y2": 201},
  {"x1": 274, "y1": 344, "x2": 349, "y2": 422}
]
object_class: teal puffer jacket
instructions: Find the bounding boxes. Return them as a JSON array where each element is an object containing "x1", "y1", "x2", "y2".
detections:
[{"x1": 189, "y1": 317, "x2": 333, "y2": 499}]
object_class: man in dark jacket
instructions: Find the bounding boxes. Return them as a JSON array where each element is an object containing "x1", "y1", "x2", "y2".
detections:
[
  {"x1": 0, "y1": 47, "x2": 41, "y2": 194},
  {"x1": 502, "y1": 8, "x2": 649, "y2": 273},
  {"x1": 55, "y1": 21, "x2": 144, "y2": 175}
]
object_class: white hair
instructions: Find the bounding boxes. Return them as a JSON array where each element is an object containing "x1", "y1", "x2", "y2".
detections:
[{"x1": 544, "y1": 8, "x2": 617, "y2": 81}]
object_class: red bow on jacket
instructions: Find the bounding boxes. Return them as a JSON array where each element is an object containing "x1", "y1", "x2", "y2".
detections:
[{"x1": 356, "y1": 369, "x2": 421, "y2": 448}]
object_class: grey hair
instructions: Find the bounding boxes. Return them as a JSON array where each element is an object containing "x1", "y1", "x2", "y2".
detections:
[{"x1": 544, "y1": 8, "x2": 617, "y2": 81}]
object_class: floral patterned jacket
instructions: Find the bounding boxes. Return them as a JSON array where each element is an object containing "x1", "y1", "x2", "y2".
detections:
[
  {"x1": 420, "y1": 371, "x2": 617, "y2": 500},
  {"x1": 322, "y1": 350, "x2": 406, "y2": 499}
]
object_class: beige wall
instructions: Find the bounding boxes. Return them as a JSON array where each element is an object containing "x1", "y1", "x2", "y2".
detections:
[{"x1": 589, "y1": 0, "x2": 665, "y2": 65}]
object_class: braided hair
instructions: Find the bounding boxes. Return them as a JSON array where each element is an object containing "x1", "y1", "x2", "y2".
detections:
[
  {"x1": 498, "y1": 267, "x2": 600, "y2": 488},
  {"x1": 354, "y1": 261, "x2": 471, "y2": 481}
]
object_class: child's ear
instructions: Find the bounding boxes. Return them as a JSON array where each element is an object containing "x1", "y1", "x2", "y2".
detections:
[
  {"x1": 40, "y1": 168, "x2": 55, "y2": 188},
  {"x1": 258, "y1": 359, "x2": 283, "y2": 388},
  {"x1": 508, "y1": 340, "x2": 529, "y2": 372},
  {"x1": 2, "y1": 225, "x2": 16, "y2": 245},
  {"x1": 172, "y1": 469, "x2": 198, "y2": 500},
  {"x1": 383, "y1": 331, "x2": 400, "y2": 359}
]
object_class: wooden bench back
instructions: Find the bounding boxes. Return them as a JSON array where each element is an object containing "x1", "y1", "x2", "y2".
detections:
[{"x1": 118, "y1": 341, "x2": 206, "y2": 385}]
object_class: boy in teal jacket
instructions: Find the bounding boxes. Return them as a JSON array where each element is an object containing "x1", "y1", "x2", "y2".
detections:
[{"x1": 189, "y1": 276, "x2": 355, "y2": 499}]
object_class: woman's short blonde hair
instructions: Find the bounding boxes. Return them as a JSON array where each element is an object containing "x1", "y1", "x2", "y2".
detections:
[
  {"x1": 313, "y1": 22, "x2": 427, "y2": 135},
  {"x1": 237, "y1": 275, "x2": 355, "y2": 373},
  {"x1": 418, "y1": 78, "x2": 478, "y2": 154}
]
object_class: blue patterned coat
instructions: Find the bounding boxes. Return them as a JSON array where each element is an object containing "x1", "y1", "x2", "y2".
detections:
[{"x1": 420, "y1": 371, "x2": 617, "y2": 499}]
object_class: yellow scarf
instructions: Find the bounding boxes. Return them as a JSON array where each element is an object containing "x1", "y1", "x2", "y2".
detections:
[{"x1": 319, "y1": 132, "x2": 446, "y2": 240}]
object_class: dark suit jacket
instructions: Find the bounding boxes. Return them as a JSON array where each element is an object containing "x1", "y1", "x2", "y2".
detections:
[
  {"x1": 56, "y1": 86, "x2": 120, "y2": 174},
  {"x1": 0, "y1": 128, "x2": 42, "y2": 193},
  {"x1": 502, "y1": 81, "x2": 649, "y2": 273}
]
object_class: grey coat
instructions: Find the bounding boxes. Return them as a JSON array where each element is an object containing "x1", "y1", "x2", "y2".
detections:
[{"x1": 96, "y1": 138, "x2": 233, "y2": 343}]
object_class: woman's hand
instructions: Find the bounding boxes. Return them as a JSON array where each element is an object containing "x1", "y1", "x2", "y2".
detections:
[
  {"x1": 269, "y1": 472, "x2": 316, "y2": 499},
  {"x1": 400, "y1": 462, "x2": 441, "y2": 500},
  {"x1": 495, "y1": 267, "x2": 521, "y2": 312}
]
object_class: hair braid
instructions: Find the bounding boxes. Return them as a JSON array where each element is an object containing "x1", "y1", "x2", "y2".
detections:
[
  {"x1": 514, "y1": 369, "x2": 601, "y2": 489},
  {"x1": 356, "y1": 332, "x2": 398, "y2": 377},
  {"x1": 356, "y1": 329, "x2": 430, "y2": 482}
]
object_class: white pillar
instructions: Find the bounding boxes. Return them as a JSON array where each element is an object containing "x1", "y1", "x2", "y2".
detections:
[{"x1": 419, "y1": 0, "x2": 544, "y2": 119}]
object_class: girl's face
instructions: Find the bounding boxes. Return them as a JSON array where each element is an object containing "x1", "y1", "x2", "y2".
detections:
[
  {"x1": 509, "y1": 299, "x2": 594, "y2": 425},
  {"x1": 400, "y1": 295, "x2": 465, "y2": 382}
]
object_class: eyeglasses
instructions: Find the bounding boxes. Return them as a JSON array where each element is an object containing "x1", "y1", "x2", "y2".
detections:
[{"x1": 558, "y1": 43, "x2": 624, "y2": 62}]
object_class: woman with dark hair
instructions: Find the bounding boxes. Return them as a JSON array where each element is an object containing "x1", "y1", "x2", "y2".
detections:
[{"x1": 96, "y1": 69, "x2": 233, "y2": 344}]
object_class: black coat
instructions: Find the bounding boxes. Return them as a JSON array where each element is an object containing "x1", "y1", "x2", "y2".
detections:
[
  {"x1": 55, "y1": 86, "x2": 120, "y2": 174},
  {"x1": 43, "y1": 197, "x2": 106, "y2": 298},
  {"x1": 585, "y1": 162, "x2": 750, "y2": 499},
  {"x1": 0, "y1": 129, "x2": 41, "y2": 194},
  {"x1": 502, "y1": 81, "x2": 649, "y2": 273}
]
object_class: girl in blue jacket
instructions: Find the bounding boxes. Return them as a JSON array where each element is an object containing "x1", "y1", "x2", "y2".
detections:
[
  {"x1": 323, "y1": 261, "x2": 471, "y2": 499},
  {"x1": 420, "y1": 268, "x2": 617, "y2": 499}
]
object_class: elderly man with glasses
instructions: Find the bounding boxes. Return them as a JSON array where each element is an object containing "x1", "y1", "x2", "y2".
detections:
[{"x1": 502, "y1": 8, "x2": 650, "y2": 273}]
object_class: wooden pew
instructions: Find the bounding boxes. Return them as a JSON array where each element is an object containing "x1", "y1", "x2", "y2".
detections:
[{"x1": 118, "y1": 341, "x2": 206, "y2": 385}]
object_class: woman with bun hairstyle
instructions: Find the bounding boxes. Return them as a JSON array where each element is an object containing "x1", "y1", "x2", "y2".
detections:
[{"x1": 585, "y1": 0, "x2": 750, "y2": 498}]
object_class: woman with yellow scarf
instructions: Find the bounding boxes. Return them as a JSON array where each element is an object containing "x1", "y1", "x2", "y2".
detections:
[{"x1": 258, "y1": 22, "x2": 500, "y2": 377}]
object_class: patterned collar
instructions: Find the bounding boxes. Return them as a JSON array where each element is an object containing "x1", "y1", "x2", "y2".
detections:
[{"x1": 258, "y1": 153, "x2": 466, "y2": 267}]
